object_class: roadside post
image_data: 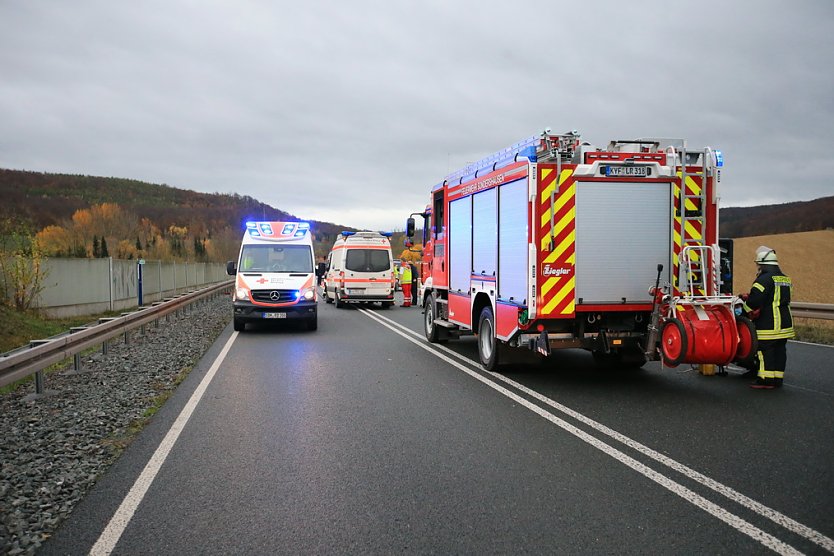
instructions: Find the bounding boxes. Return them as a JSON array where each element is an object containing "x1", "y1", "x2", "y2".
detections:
[{"x1": 138, "y1": 258, "x2": 145, "y2": 306}]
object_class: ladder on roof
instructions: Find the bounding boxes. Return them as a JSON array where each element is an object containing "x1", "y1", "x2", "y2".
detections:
[{"x1": 677, "y1": 147, "x2": 716, "y2": 296}]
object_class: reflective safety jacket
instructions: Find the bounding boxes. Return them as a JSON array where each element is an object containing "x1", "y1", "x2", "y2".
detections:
[
  {"x1": 743, "y1": 265, "x2": 795, "y2": 340},
  {"x1": 399, "y1": 264, "x2": 412, "y2": 283}
]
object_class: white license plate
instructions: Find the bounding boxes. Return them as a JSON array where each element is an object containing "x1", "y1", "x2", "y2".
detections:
[
  {"x1": 605, "y1": 165, "x2": 649, "y2": 177},
  {"x1": 348, "y1": 289, "x2": 365, "y2": 295},
  {"x1": 263, "y1": 312, "x2": 286, "y2": 319}
]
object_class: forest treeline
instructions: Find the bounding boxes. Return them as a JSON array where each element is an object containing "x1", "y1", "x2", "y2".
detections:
[
  {"x1": 1, "y1": 168, "x2": 830, "y2": 263},
  {"x1": 0, "y1": 169, "x2": 359, "y2": 262}
]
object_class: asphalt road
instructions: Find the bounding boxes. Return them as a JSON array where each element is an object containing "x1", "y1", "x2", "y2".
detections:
[{"x1": 43, "y1": 294, "x2": 834, "y2": 555}]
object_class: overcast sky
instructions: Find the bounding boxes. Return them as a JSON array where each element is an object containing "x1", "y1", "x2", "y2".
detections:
[{"x1": 1, "y1": 1, "x2": 832, "y2": 231}]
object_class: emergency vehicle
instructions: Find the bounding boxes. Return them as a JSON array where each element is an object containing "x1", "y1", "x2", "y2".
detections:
[
  {"x1": 406, "y1": 130, "x2": 755, "y2": 371},
  {"x1": 226, "y1": 221, "x2": 317, "y2": 331},
  {"x1": 323, "y1": 231, "x2": 396, "y2": 308}
]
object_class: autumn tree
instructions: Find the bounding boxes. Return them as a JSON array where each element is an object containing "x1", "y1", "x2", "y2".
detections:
[{"x1": 0, "y1": 218, "x2": 49, "y2": 311}]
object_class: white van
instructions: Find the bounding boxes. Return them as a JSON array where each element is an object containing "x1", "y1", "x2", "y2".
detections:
[
  {"x1": 323, "y1": 231, "x2": 395, "y2": 308},
  {"x1": 226, "y1": 221, "x2": 317, "y2": 331}
]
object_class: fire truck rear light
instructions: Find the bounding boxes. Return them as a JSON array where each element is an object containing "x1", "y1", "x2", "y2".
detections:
[{"x1": 536, "y1": 324, "x2": 545, "y2": 332}]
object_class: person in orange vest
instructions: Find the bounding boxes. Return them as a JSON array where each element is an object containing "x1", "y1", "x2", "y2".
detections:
[{"x1": 399, "y1": 260, "x2": 412, "y2": 307}]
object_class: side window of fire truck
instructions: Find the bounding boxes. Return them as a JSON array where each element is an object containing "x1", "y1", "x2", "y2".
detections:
[
  {"x1": 433, "y1": 191, "x2": 444, "y2": 239},
  {"x1": 423, "y1": 212, "x2": 431, "y2": 246}
]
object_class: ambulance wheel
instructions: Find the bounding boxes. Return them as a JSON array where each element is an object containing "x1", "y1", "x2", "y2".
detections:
[
  {"x1": 477, "y1": 306, "x2": 500, "y2": 371},
  {"x1": 424, "y1": 294, "x2": 446, "y2": 343},
  {"x1": 233, "y1": 318, "x2": 245, "y2": 332},
  {"x1": 323, "y1": 289, "x2": 333, "y2": 304},
  {"x1": 660, "y1": 318, "x2": 687, "y2": 367},
  {"x1": 381, "y1": 302, "x2": 393, "y2": 309},
  {"x1": 306, "y1": 316, "x2": 318, "y2": 331},
  {"x1": 334, "y1": 292, "x2": 344, "y2": 309}
]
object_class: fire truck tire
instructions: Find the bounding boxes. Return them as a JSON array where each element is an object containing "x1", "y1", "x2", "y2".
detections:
[
  {"x1": 477, "y1": 306, "x2": 501, "y2": 371},
  {"x1": 233, "y1": 318, "x2": 245, "y2": 332},
  {"x1": 660, "y1": 318, "x2": 688, "y2": 367},
  {"x1": 733, "y1": 316, "x2": 757, "y2": 366},
  {"x1": 424, "y1": 294, "x2": 446, "y2": 343}
]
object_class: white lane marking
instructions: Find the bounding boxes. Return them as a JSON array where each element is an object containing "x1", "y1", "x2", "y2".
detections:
[
  {"x1": 360, "y1": 309, "x2": 830, "y2": 554},
  {"x1": 90, "y1": 331, "x2": 239, "y2": 556},
  {"x1": 790, "y1": 340, "x2": 834, "y2": 348}
]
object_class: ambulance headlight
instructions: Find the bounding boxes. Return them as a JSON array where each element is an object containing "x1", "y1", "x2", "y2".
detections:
[
  {"x1": 235, "y1": 287, "x2": 250, "y2": 301},
  {"x1": 301, "y1": 288, "x2": 315, "y2": 301}
]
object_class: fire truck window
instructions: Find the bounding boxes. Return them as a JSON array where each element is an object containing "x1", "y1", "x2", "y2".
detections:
[{"x1": 433, "y1": 192, "x2": 444, "y2": 239}]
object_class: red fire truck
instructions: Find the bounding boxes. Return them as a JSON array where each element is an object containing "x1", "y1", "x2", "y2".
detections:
[{"x1": 405, "y1": 130, "x2": 755, "y2": 371}]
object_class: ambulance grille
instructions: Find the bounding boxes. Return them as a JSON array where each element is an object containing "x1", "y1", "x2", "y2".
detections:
[{"x1": 251, "y1": 289, "x2": 296, "y2": 303}]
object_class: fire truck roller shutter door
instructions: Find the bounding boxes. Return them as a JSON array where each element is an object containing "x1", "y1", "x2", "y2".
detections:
[
  {"x1": 472, "y1": 187, "x2": 498, "y2": 278},
  {"x1": 498, "y1": 177, "x2": 528, "y2": 303},
  {"x1": 574, "y1": 182, "x2": 672, "y2": 304}
]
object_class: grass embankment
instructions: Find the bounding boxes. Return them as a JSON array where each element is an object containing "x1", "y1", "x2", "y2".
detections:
[
  {"x1": 733, "y1": 229, "x2": 834, "y2": 345},
  {"x1": 0, "y1": 305, "x2": 110, "y2": 354}
]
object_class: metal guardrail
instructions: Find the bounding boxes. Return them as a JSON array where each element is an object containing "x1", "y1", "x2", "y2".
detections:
[
  {"x1": 791, "y1": 302, "x2": 834, "y2": 321},
  {"x1": 0, "y1": 280, "x2": 233, "y2": 392}
]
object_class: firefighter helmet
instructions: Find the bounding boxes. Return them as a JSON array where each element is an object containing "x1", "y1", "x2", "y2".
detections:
[{"x1": 754, "y1": 245, "x2": 779, "y2": 265}]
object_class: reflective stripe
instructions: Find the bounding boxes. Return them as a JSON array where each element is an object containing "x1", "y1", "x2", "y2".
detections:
[
  {"x1": 772, "y1": 281, "x2": 782, "y2": 332},
  {"x1": 752, "y1": 283, "x2": 765, "y2": 292},
  {"x1": 773, "y1": 370, "x2": 784, "y2": 379},
  {"x1": 757, "y1": 327, "x2": 795, "y2": 340}
]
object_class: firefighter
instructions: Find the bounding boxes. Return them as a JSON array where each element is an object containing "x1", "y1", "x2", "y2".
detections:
[
  {"x1": 399, "y1": 260, "x2": 412, "y2": 307},
  {"x1": 742, "y1": 246, "x2": 795, "y2": 389}
]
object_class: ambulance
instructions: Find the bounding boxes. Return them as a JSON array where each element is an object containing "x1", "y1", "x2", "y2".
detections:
[
  {"x1": 322, "y1": 231, "x2": 396, "y2": 308},
  {"x1": 226, "y1": 221, "x2": 318, "y2": 331}
]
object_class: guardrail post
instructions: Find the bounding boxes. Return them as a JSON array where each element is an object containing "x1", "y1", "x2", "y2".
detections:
[{"x1": 29, "y1": 340, "x2": 51, "y2": 394}]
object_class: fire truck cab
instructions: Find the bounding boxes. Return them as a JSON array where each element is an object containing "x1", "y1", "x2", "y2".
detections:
[{"x1": 407, "y1": 130, "x2": 753, "y2": 371}]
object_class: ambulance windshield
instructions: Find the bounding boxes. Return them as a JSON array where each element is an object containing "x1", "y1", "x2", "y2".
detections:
[{"x1": 239, "y1": 245, "x2": 313, "y2": 273}]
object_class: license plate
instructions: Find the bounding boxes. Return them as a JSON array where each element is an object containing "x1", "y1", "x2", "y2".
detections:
[
  {"x1": 263, "y1": 312, "x2": 286, "y2": 319},
  {"x1": 605, "y1": 165, "x2": 650, "y2": 177},
  {"x1": 348, "y1": 289, "x2": 365, "y2": 295}
]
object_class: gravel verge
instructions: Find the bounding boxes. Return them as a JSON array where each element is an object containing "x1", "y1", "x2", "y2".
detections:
[{"x1": 0, "y1": 294, "x2": 231, "y2": 555}]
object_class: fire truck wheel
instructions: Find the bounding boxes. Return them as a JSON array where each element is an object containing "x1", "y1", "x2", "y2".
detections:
[
  {"x1": 233, "y1": 318, "x2": 245, "y2": 332},
  {"x1": 660, "y1": 318, "x2": 688, "y2": 367},
  {"x1": 477, "y1": 306, "x2": 500, "y2": 371},
  {"x1": 424, "y1": 294, "x2": 446, "y2": 343}
]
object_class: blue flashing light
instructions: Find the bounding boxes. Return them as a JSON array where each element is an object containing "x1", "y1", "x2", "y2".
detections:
[
  {"x1": 294, "y1": 230, "x2": 306, "y2": 237},
  {"x1": 297, "y1": 222, "x2": 310, "y2": 230},
  {"x1": 341, "y1": 231, "x2": 356, "y2": 237},
  {"x1": 378, "y1": 231, "x2": 393, "y2": 237},
  {"x1": 258, "y1": 223, "x2": 274, "y2": 235},
  {"x1": 714, "y1": 150, "x2": 724, "y2": 167},
  {"x1": 445, "y1": 133, "x2": 541, "y2": 184},
  {"x1": 281, "y1": 223, "x2": 295, "y2": 235},
  {"x1": 246, "y1": 221, "x2": 261, "y2": 237},
  {"x1": 294, "y1": 291, "x2": 301, "y2": 300}
]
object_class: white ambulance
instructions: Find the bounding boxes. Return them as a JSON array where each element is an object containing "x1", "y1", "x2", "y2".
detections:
[
  {"x1": 322, "y1": 231, "x2": 396, "y2": 308},
  {"x1": 226, "y1": 221, "x2": 317, "y2": 331}
]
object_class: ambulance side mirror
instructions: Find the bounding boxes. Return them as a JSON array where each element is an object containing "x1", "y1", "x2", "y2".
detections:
[
  {"x1": 226, "y1": 261, "x2": 237, "y2": 275},
  {"x1": 406, "y1": 217, "x2": 415, "y2": 238}
]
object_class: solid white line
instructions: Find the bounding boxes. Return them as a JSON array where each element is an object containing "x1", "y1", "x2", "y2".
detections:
[
  {"x1": 360, "y1": 309, "x2": 828, "y2": 554},
  {"x1": 90, "y1": 331, "x2": 239, "y2": 556}
]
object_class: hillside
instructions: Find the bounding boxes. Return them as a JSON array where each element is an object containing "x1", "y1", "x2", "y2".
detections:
[
  {"x1": 0, "y1": 169, "x2": 355, "y2": 260},
  {"x1": 731, "y1": 229, "x2": 834, "y2": 304},
  {"x1": 719, "y1": 196, "x2": 834, "y2": 238}
]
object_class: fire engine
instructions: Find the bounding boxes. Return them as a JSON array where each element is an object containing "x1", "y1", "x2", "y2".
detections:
[{"x1": 405, "y1": 130, "x2": 755, "y2": 371}]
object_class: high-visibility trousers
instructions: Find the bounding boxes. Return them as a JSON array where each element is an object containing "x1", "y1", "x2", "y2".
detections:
[{"x1": 401, "y1": 283, "x2": 412, "y2": 306}]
